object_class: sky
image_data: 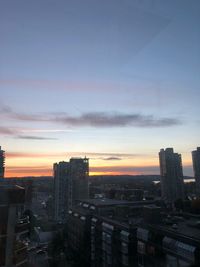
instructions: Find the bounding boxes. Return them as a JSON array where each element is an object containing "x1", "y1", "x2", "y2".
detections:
[{"x1": 0, "y1": 0, "x2": 199, "y2": 177}]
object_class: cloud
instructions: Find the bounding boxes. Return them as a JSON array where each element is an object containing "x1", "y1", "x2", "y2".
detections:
[
  {"x1": 6, "y1": 166, "x2": 51, "y2": 177},
  {"x1": 6, "y1": 152, "x2": 48, "y2": 158},
  {"x1": 0, "y1": 126, "x2": 57, "y2": 141},
  {"x1": 81, "y1": 152, "x2": 150, "y2": 158},
  {"x1": 0, "y1": 105, "x2": 48, "y2": 122},
  {"x1": 102, "y1": 157, "x2": 122, "y2": 161},
  {"x1": 1, "y1": 105, "x2": 181, "y2": 128},
  {"x1": 6, "y1": 151, "x2": 146, "y2": 159},
  {"x1": 55, "y1": 112, "x2": 181, "y2": 128},
  {"x1": 22, "y1": 129, "x2": 75, "y2": 133},
  {"x1": 0, "y1": 126, "x2": 16, "y2": 135},
  {"x1": 16, "y1": 135, "x2": 57, "y2": 140}
]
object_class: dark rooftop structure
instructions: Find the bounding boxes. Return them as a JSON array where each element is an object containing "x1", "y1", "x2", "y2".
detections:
[
  {"x1": 0, "y1": 185, "x2": 25, "y2": 204},
  {"x1": 78, "y1": 198, "x2": 155, "y2": 207}
]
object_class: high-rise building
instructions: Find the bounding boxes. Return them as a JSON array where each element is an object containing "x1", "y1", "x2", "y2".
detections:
[
  {"x1": 0, "y1": 146, "x2": 5, "y2": 179},
  {"x1": 53, "y1": 161, "x2": 70, "y2": 222},
  {"x1": 159, "y1": 148, "x2": 184, "y2": 203},
  {"x1": 0, "y1": 185, "x2": 29, "y2": 267},
  {"x1": 192, "y1": 147, "x2": 200, "y2": 196},
  {"x1": 53, "y1": 157, "x2": 89, "y2": 222},
  {"x1": 68, "y1": 157, "x2": 89, "y2": 208}
]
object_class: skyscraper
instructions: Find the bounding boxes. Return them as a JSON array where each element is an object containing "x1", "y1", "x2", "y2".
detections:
[
  {"x1": 53, "y1": 157, "x2": 89, "y2": 222},
  {"x1": 68, "y1": 157, "x2": 89, "y2": 208},
  {"x1": 159, "y1": 148, "x2": 184, "y2": 203},
  {"x1": 0, "y1": 146, "x2": 5, "y2": 179},
  {"x1": 192, "y1": 147, "x2": 200, "y2": 196},
  {"x1": 53, "y1": 161, "x2": 70, "y2": 222}
]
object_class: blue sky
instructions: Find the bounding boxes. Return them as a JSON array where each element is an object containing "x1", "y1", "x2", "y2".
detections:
[{"x1": 0, "y1": 0, "x2": 199, "y2": 176}]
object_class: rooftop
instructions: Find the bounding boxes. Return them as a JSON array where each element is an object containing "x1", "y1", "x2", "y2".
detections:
[
  {"x1": 78, "y1": 198, "x2": 155, "y2": 207},
  {"x1": 145, "y1": 214, "x2": 200, "y2": 247}
]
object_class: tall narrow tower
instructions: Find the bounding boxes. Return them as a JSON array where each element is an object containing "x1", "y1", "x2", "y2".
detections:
[
  {"x1": 53, "y1": 161, "x2": 70, "y2": 222},
  {"x1": 159, "y1": 148, "x2": 184, "y2": 203},
  {"x1": 0, "y1": 146, "x2": 5, "y2": 179},
  {"x1": 192, "y1": 147, "x2": 200, "y2": 196},
  {"x1": 53, "y1": 157, "x2": 89, "y2": 222},
  {"x1": 68, "y1": 157, "x2": 89, "y2": 208}
]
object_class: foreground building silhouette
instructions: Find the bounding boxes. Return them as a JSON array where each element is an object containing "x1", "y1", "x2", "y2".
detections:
[
  {"x1": 0, "y1": 185, "x2": 29, "y2": 267},
  {"x1": 66, "y1": 199, "x2": 200, "y2": 267},
  {"x1": 192, "y1": 147, "x2": 200, "y2": 196},
  {"x1": 53, "y1": 157, "x2": 89, "y2": 222},
  {"x1": 0, "y1": 146, "x2": 5, "y2": 179},
  {"x1": 67, "y1": 199, "x2": 155, "y2": 267},
  {"x1": 159, "y1": 148, "x2": 184, "y2": 204}
]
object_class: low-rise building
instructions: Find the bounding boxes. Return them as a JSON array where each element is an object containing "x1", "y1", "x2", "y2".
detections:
[
  {"x1": 67, "y1": 207, "x2": 91, "y2": 266},
  {"x1": 91, "y1": 216, "x2": 137, "y2": 267},
  {"x1": 67, "y1": 198, "x2": 156, "y2": 267},
  {"x1": 137, "y1": 212, "x2": 200, "y2": 267}
]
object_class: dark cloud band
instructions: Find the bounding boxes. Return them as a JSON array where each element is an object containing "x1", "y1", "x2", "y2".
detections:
[
  {"x1": 1, "y1": 106, "x2": 181, "y2": 128},
  {"x1": 16, "y1": 135, "x2": 57, "y2": 140}
]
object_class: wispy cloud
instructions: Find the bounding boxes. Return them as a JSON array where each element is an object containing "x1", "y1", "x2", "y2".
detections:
[
  {"x1": 6, "y1": 152, "x2": 62, "y2": 159},
  {"x1": 0, "y1": 126, "x2": 57, "y2": 141},
  {"x1": 16, "y1": 135, "x2": 57, "y2": 140},
  {"x1": 55, "y1": 112, "x2": 181, "y2": 128},
  {"x1": 0, "y1": 126, "x2": 16, "y2": 135},
  {"x1": 1, "y1": 105, "x2": 181, "y2": 128},
  {"x1": 86, "y1": 152, "x2": 144, "y2": 158},
  {"x1": 0, "y1": 106, "x2": 47, "y2": 122},
  {"x1": 6, "y1": 151, "x2": 146, "y2": 159},
  {"x1": 6, "y1": 166, "x2": 51, "y2": 176},
  {"x1": 102, "y1": 157, "x2": 122, "y2": 161},
  {"x1": 22, "y1": 129, "x2": 75, "y2": 133}
]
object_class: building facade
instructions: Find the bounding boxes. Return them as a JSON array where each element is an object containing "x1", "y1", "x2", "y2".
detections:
[
  {"x1": 0, "y1": 146, "x2": 5, "y2": 179},
  {"x1": 53, "y1": 161, "x2": 70, "y2": 222},
  {"x1": 67, "y1": 199, "x2": 200, "y2": 267},
  {"x1": 192, "y1": 147, "x2": 200, "y2": 196},
  {"x1": 137, "y1": 219, "x2": 200, "y2": 267},
  {"x1": 67, "y1": 199, "x2": 157, "y2": 267},
  {"x1": 53, "y1": 157, "x2": 89, "y2": 222},
  {"x1": 68, "y1": 157, "x2": 89, "y2": 208},
  {"x1": 159, "y1": 148, "x2": 184, "y2": 204},
  {"x1": 67, "y1": 208, "x2": 91, "y2": 267},
  {"x1": 0, "y1": 185, "x2": 29, "y2": 267}
]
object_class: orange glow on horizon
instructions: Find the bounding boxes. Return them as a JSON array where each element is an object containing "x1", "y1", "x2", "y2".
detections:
[
  {"x1": 89, "y1": 171, "x2": 142, "y2": 176},
  {"x1": 5, "y1": 168, "x2": 52, "y2": 178},
  {"x1": 5, "y1": 163, "x2": 160, "y2": 177},
  {"x1": 4, "y1": 151, "x2": 193, "y2": 178}
]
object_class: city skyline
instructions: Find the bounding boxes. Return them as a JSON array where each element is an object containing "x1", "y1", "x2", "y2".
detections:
[
  {"x1": 0, "y1": 0, "x2": 199, "y2": 177},
  {"x1": 1, "y1": 146, "x2": 197, "y2": 177}
]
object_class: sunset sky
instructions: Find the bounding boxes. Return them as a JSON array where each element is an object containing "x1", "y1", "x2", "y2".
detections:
[{"x1": 0, "y1": 0, "x2": 199, "y2": 177}]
